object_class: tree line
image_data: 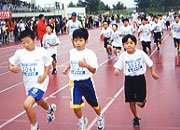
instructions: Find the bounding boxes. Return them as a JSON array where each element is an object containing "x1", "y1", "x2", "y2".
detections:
[{"x1": 68, "y1": 0, "x2": 126, "y2": 14}]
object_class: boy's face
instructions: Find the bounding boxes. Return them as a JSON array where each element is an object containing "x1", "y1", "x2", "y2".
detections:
[
  {"x1": 103, "y1": 23, "x2": 108, "y2": 28},
  {"x1": 123, "y1": 21, "x2": 129, "y2": 26},
  {"x1": 73, "y1": 38, "x2": 88, "y2": 51},
  {"x1": 123, "y1": 38, "x2": 137, "y2": 54},
  {"x1": 21, "y1": 37, "x2": 36, "y2": 51},
  {"x1": 175, "y1": 17, "x2": 179, "y2": 23},
  {"x1": 142, "y1": 19, "x2": 146, "y2": 25},
  {"x1": 112, "y1": 25, "x2": 117, "y2": 31},
  {"x1": 46, "y1": 26, "x2": 52, "y2": 33}
]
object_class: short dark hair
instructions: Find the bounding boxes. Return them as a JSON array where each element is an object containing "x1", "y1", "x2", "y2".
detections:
[
  {"x1": 39, "y1": 14, "x2": 44, "y2": 19},
  {"x1": 122, "y1": 18, "x2": 129, "y2": 23},
  {"x1": 20, "y1": 29, "x2": 35, "y2": 40},
  {"x1": 73, "y1": 28, "x2": 89, "y2": 41},
  {"x1": 122, "y1": 34, "x2": 137, "y2": 45},
  {"x1": 112, "y1": 24, "x2": 118, "y2": 28},
  {"x1": 47, "y1": 24, "x2": 54, "y2": 32}
]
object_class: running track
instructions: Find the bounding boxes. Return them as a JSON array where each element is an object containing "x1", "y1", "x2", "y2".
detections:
[{"x1": 0, "y1": 27, "x2": 179, "y2": 130}]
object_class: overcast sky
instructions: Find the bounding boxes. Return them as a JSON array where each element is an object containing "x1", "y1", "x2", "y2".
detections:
[{"x1": 24, "y1": 0, "x2": 135, "y2": 8}]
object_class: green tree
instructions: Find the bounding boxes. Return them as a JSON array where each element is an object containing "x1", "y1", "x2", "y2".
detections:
[
  {"x1": 112, "y1": 1, "x2": 126, "y2": 10},
  {"x1": 85, "y1": 0, "x2": 100, "y2": 14},
  {"x1": 68, "y1": 1, "x2": 76, "y2": 7},
  {"x1": 76, "y1": 0, "x2": 85, "y2": 7}
]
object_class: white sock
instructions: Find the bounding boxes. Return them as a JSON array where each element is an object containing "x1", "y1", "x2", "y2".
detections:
[
  {"x1": 31, "y1": 122, "x2": 38, "y2": 129},
  {"x1": 79, "y1": 116, "x2": 84, "y2": 124},
  {"x1": 97, "y1": 113, "x2": 103, "y2": 120}
]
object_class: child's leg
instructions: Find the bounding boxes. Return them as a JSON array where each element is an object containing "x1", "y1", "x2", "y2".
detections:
[
  {"x1": 24, "y1": 95, "x2": 36, "y2": 125},
  {"x1": 52, "y1": 60, "x2": 56, "y2": 69},
  {"x1": 129, "y1": 102, "x2": 138, "y2": 117},
  {"x1": 92, "y1": 107, "x2": 101, "y2": 116},
  {"x1": 113, "y1": 47, "x2": 117, "y2": 57},
  {"x1": 36, "y1": 98, "x2": 49, "y2": 110},
  {"x1": 73, "y1": 108, "x2": 83, "y2": 119}
]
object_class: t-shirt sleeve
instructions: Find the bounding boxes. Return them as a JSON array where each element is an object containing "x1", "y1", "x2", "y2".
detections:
[
  {"x1": 42, "y1": 49, "x2": 53, "y2": 66},
  {"x1": 113, "y1": 54, "x2": 124, "y2": 70},
  {"x1": 88, "y1": 51, "x2": 98, "y2": 70},
  {"x1": 66, "y1": 21, "x2": 70, "y2": 28},
  {"x1": 142, "y1": 51, "x2": 153, "y2": 67},
  {"x1": 9, "y1": 50, "x2": 21, "y2": 66}
]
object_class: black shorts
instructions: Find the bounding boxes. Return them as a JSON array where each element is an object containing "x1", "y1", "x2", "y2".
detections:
[
  {"x1": 104, "y1": 38, "x2": 111, "y2": 48},
  {"x1": 51, "y1": 54, "x2": 57, "y2": 61},
  {"x1": 166, "y1": 21, "x2": 170, "y2": 27},
  {"x1": 173, "y1": 38, "x2": 180, "y2": 48},
  {"x1": 154, "y1": 32, "x2": 161, "y2": 43},
  {"x1": 141, "y1": 41, "x2": 151, "y2": 49},
  {"x1": 124, "y1": 74, "x2": 146, "y2": 102},
  {"x1": 113, "y1": 46, "x2": 121, "y2": 50}
]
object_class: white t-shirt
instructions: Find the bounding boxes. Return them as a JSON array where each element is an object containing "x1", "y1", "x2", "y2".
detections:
[
  {"x1": 132, "y1": 13, "x2": 138, "y2": 22},
  {"x1": 43, "y1": 33, "x2": 60, "y2": 56},
  {"x1": 170, "y1": 22, "x2": 180, "y2": 39},
  {"x1": 69, "y1": 48, "x2": 98, "y2": 81},
  {"x1": 100, "y1": 27, "x2": 112, "y2": 38},
  {"x1": 9, "y1": 47, "x2": 53, "y2": 94},
  {"x1": 111, "y1": 31, "x2": 122, "y2": 47},
  {"x1": 66, "y1": 20, "x2": 82, "y2": 38},
  {"x1": 114, "y1": 49, "x2": 153, "y2": 76},
  {"x1": 138, "y1": 24, "x2": 151, "y2": 42},
  {"x1": 153, "y1": 22, "x2": 163, "y2": 33},
  {"x1": 120, "y1": 25, "x2": 135, "y2": 35}
]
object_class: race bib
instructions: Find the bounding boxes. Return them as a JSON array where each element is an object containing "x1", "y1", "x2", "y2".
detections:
[
  {"x1": 126, "y1": 58, "x2": 143, "y2": 72},
  {"x1": 70, "y1": 61, "x2": 86, "y2": 75},
  {"x1": 21, "y1": 63, "x2": 38, "y2": 76}
]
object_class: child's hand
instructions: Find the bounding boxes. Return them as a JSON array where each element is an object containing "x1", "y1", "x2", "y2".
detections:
[
  {"x1": 152, "y1": 72, "x2": 159, "y2": 80},
  {"x1": 10, "y1": 66, "x2": 20, "y2": 73},
  {"x1": 38, "y1": 75, "x2": 46, "y2": 83},
  {"x1": 147, "y1": 32, "x2": 151, "y2": 35},
  {"x1": 62, "y1": 69, "x2": 68, "y2": 75},
  {"x1": 114, "y1": 69, "x2": 120, "y2": 76},
  {"x1": 78, "y1": 59, "x2": 87, "y2": 68}
]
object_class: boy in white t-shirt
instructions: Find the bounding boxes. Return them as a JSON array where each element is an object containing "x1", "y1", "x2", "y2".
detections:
[
  {"x1": 63, "y1": 28, "x2": 105, "y2": 130},
  {"x1": 66, "y1": 12, "x2": 82, "y2": 39},
  {"x1": 120, "y1": 18, "x2": 135, "y2": 37},
  {"x1": 43, "y1": 24, "x2": 60, "y2": 74},
  {"x1": 138, "y1": 17, "x2": 152, "y2": 55},
  {"x1": 109, "y1": 24, "x2": 122, "y2": 60},
  {"x1": 169, "y1": 16, "x2": 180, "y2": 52},
  {"x1": 8, "y1": 30, "x2": 56, "y2": 130},
  {"x1": 114, "y1": 34, "x2": 159, "y2": 127}
]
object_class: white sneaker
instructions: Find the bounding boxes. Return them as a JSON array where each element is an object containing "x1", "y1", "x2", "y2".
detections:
[
  {"x1": 31, "y1": 124, "x2": 40, "y2": 130},
  {"x1": 97, "y1": 114, "x2": 105, "y2": 130},
  {"x1": 79, "y1": 117, "x2": 88, "y2": 130},
  {"x1": 47, "y1": 104, "x2": 56, "y2": 122}
]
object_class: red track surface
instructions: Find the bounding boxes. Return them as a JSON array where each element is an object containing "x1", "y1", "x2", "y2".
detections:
[{"x1": 0, "y1": 28, "x2": 180, "y2": 130}]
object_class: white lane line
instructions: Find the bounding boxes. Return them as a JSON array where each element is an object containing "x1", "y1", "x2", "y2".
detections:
[
  {"x1": 86, "y1": 86, "x2": 124, "y2": 130},
  {"x1": 0, "y1": 55, "x2": 110, "y2": 128}
]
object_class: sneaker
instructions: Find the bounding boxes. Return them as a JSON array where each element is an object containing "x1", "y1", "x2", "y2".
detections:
[
  {"x1": 132, "y1": 117, "x2": 141, "y2": 127},
  {"x1": 97, "y1": 114, "x2": 105, "y2": 130},
  {"x1": 108, "y1": 54, "x2": 111, "y2": 59},
  {"x1": 31, "y1": 124, "x2": 40, "y2": 130},
  {"x1": 157, "y1": 46, "x2": 160, "y2": 51},
  {"x1": 52, "y1": 68, "x2": 57, "y2": 75},
  {"x1": 47, "y1": 104, "x2": 56, "y2": 122},
  {"x1": 79, "y1": 117, "x2": 88, "y2": 130},
  {"x1": 109, "y1": 50, "x2": 112, "y2": 56}
]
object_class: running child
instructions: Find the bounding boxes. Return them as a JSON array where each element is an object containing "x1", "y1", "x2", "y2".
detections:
[
  {"x1": 152, "y1": 16, "x2": 163, "y2": 50},
  {"x1": 138, "y1": 17, "x2": 152, "y2": 55},
  {"x1": 63, "y1": 28, "x2": 105, "y2": 130},
  {"x1": 43, "y1": 24, "x2": 60, "y2": 75},
  {"x1": 169, "y1": 16, "x2": 180, "y2": 52},
  {"x1": 109, "y1": 24, "x2": 122, "y2": 60},
  {"x1": 100, "y1": 21, "x2": 113, "y2": 59},
  {"x1": 8, "y1": 29, "x2": 56, "y2": 130},
  {"x1": 120, "y1": 18, "x2": 135, "y2": 37},
  {"x1": 114, "y1": 34, "x2": 159, "y2": 127}
]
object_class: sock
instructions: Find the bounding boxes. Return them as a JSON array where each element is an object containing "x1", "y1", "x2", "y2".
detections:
[
  {"x1": 97, "y1": 113, "x2": 103, "y2": 121},
  {"x1": 79, "y1": 116, "x2": 84, "y2": 124},
  {"x1": 31, "y1": 122, "x2": 38, "y2": 129}
]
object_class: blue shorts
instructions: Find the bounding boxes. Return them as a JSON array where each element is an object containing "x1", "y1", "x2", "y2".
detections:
[
  {"x1": 69, "y1": 78, "x2": 99, "y2": 110},
  {"x1": 28, "y1": 87, "x2": 44, "y2": 101}
]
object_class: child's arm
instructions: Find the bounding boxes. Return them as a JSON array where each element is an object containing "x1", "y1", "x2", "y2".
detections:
[
  {"x1": 78, "y1": 59, "x2": 96, "y2": 74},
  {"x1": 8, "y1": 63, "x2": 20, "y2": 73},
  {"x1": 63, "y1": 63, "x2": 70, "y2": 75},
  {"x1": 150, "y1": 65, "x2": 159, "y2": 80},
  {"x1": 49, "y1": 43, "x2": 59, "y2": 47},
  {"x1": 114, "y1": 68, "x2": 120, "y2": 76},
  {"x1": 38, "y1": 65, "x2": 50, "y2": 83}
]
